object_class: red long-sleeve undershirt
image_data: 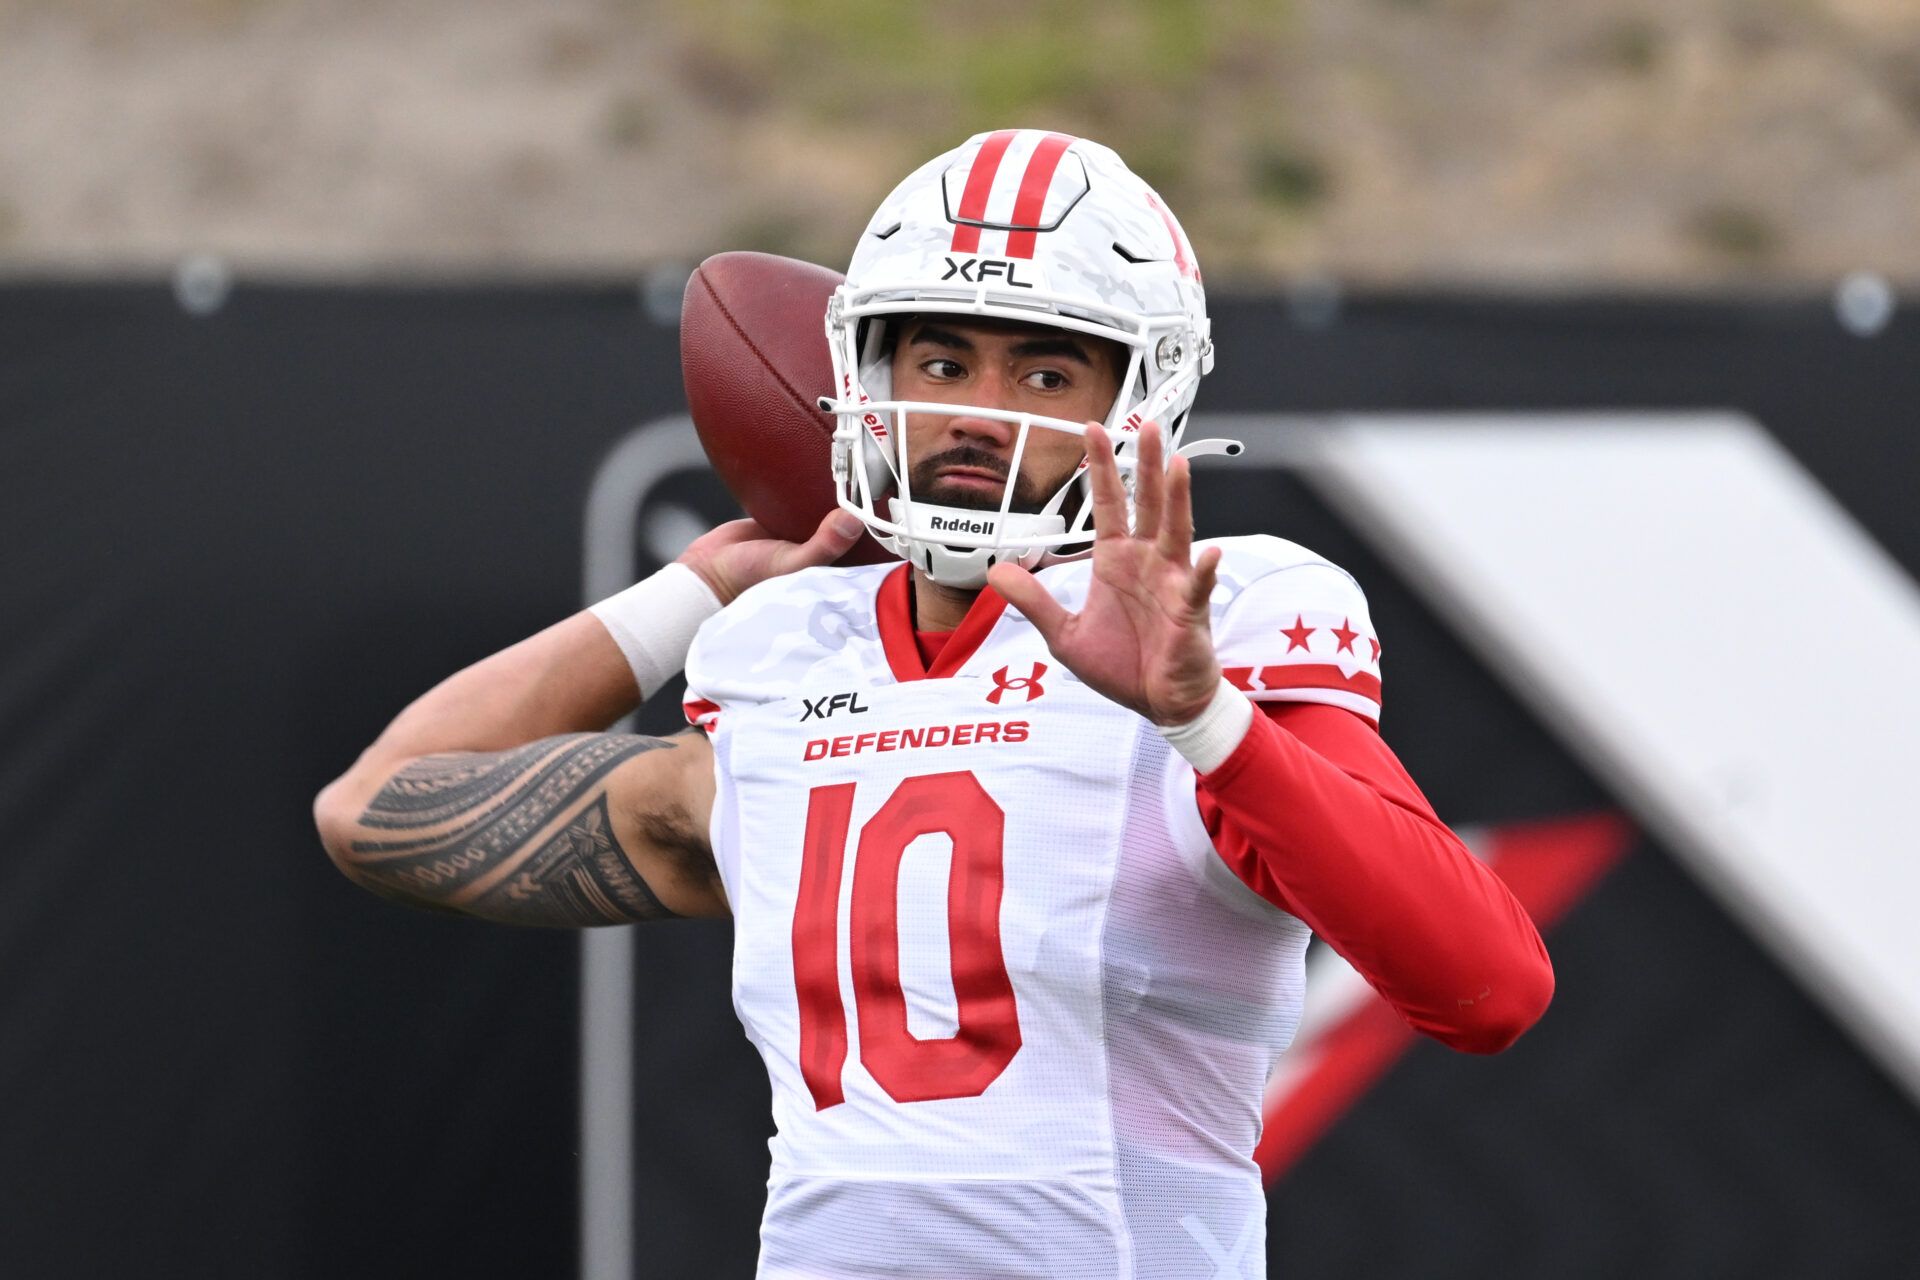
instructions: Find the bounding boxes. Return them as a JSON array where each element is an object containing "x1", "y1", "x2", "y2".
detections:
[
  {"x1": 913, "y1": 626, "x2": 1552, "y2": 1051},
  {"x1": 1195, "y1": 701, "x2": 1554, "y2": 1053}
]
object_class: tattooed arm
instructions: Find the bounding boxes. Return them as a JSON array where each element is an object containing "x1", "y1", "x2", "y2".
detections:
[
  {"x1": 315, "y1": 512, "x2": 865, "y2": 924},
  {"x1": 316, "y1": 725, "x2": 722, "y2": 924},
  {"x1": 314, "y1": 606, "x2": 725, "y2": 922},
  {"x1": 313, "y1": 607, "x2": 725, "y2": 922}
]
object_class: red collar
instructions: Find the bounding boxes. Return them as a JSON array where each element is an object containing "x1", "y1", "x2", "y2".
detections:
[
  {"x1": 914, "y1": 628, "x2": 953, "y2": 666},
  {"x1": 876, "y1": 563, "x2": 1010, "y2": 682}
]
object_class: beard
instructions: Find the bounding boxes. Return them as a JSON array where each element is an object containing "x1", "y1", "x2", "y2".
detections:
[{"x1": 907, "y1": 444, "x2": 1058, "y2": 515}]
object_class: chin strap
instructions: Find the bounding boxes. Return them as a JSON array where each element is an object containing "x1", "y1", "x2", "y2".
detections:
[{"x1": 883, "y1": 498, "x2": 1063, "y2": 589}]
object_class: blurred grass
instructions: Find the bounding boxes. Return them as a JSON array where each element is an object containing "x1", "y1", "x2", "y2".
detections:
[
  {"x1": 681, "y1": 0, "x2": 1248, "y2": 127},
  {"x1": 1687, "y1": 203, "x2": 1782, "y2": 264},
  {"x1": 668, "y1": 0, "x2": 1298, "y2": 266},
  {"x1": 12, "y1": 0, "x2": 1903, "y2": 283}
]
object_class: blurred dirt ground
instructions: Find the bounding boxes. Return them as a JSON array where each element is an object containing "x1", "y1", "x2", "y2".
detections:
[{"x1": 3, "y1": 0, "x2": 1918, "y2": 286}]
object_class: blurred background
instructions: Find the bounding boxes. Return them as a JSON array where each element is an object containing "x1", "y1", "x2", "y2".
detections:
[
  {"x1": 7, "y1": 0, "x2": 1920, "y2": 286},
  {"x1": 5, "y1": 1, "x2": 1919, "y2": 1277}
]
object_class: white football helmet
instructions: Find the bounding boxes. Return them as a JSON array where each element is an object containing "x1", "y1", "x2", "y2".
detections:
[{"x1": 820, "y1": 129, "x2": 1233, "y2": 588}]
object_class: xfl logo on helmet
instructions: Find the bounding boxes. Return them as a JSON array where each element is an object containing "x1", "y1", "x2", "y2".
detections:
[
  {"x1": 941, "y1": 257, "x2": 1036, "y2": 289},
  {"x1": 986, "y1": 662, "x2": 1048, "y2": 705}
]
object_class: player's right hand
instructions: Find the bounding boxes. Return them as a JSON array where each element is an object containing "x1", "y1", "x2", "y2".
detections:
[
  {"x1": 679, "y1": 510, "x2": 866, "y2": 606},
  {"x1": 988, "y1": 421, "x2": 1223, "y2": 727}
]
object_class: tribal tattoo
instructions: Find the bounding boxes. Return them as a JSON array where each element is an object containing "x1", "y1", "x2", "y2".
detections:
[{"x1": 344, "y1": 734, "x2": 704, "y2": 926}]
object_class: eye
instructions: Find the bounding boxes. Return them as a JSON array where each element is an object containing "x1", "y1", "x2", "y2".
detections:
[
  {"x1": 920, "y1": 358, "x2": 966, "y2": 380},
  {"x1": 1023, "y1": 368, "x2": 1070, "y2": 392}
]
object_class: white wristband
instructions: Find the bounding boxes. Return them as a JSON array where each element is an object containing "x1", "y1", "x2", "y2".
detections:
[
  {"x1": 588, "y1": 562, "x2": 723, "y2": 701},
  {"x1": 1156, "y1": 677, "x2": 1255, "y2": 774}
]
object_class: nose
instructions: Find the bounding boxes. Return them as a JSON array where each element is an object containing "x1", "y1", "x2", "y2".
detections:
[
  {"x1": 940, "y1": 378, "x2": 1019, "y2": 449},
  {"x1": 944, "y1": 410, "x2": 1016, "y2": 450}
]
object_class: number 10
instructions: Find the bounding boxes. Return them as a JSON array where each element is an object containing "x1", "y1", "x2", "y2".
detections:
[{"x1": 792, "y1": 770, "x2": 1023, "y2": 1109}]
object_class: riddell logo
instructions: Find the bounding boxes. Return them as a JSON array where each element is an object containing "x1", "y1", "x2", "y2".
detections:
[{"x1": 930, "y1": 514, "x2": 996, "y2": 534}]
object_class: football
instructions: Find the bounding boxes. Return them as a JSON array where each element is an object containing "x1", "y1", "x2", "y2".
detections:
[{"x1": 681, "y1": 251, "x2": 894, "y2": 565}]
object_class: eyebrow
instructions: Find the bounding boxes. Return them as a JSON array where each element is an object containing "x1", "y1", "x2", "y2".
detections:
[{"x1": 906, "y1": 324, "x2": 1094, "y2": 367}]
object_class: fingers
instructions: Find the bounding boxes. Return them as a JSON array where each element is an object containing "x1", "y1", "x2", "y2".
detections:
[
  {"x1": 1087, "y1": 421, "x2": 1180, "y2": 550},
  {"x1": 1082, "y1": 422, "x2": 1130, "y2": 542},
  {"x1": 1186, "y1": 544, "x2": 1222, "y2": 611},
  {"x1": 696, "y1": 517, "x2": 769, "y2": 548},
  {"x1": 782, "y1": 508, "x2": 866, "y2": 570},
  {"x1": 1159, "y1": 452, "x2": 1194, "y2": 565},
  {"x1": 827, "y1": 509, "x2": 866, "y2": 541},
  {"x1": 1132, "y1": 420, "x2": 1164, "y2": 542},
  {"x1": 987, "y1": 562, "x2": 1071, "y2": 640}
]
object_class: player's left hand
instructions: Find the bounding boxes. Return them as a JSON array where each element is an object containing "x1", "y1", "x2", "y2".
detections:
[{"x1": 988, "y1": 420, "x2": 1223, "y2": 726}]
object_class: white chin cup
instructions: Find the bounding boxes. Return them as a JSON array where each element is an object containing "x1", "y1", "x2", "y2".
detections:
[{"x1": 884, "y1": 498, "x2": 1064, "y2": 590}]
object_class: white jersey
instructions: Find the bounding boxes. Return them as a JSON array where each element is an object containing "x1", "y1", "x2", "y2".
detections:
[{"x1": 683, "y1": 535, "x2": 1383, "y2": 1279}]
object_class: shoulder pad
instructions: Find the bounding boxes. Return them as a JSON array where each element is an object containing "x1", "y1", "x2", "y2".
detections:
[
  {"x1": 1201, "y1": 536, "x2": 1383, "y2": 726},
  {"x1": 683, "y1": 561, "x2": 896, "y2": 729}
]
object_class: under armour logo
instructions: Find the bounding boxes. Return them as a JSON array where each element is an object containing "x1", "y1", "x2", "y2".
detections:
[{"x1": 986, "y1": 662, "x2": 1047, "y2": 704}]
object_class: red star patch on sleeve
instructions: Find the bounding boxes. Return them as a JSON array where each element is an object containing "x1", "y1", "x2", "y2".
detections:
[
  {"x1": 1369, "y1": 637, "x2": 1381, "y2": 663},
  {"x1": 1282, "y1": 615, "x2": 1316, "y2": 653},
  {"x1": 1332, "y1": 617, "x2": 1359, "y2": 654}
]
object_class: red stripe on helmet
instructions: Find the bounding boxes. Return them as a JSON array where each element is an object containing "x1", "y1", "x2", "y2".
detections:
[
  {"x1": 1003, "y1": 133, "x2": 1076, "y2": 259},
  {"x1": 950, "y1": 130, "x2": 1019, "y2": 253},
  {"x1": 1145, "y1": 190, "x2": 1200, "y2": 283}
]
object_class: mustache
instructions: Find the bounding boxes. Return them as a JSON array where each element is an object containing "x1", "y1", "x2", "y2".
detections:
[
  {"x1": 913, "y1": 444, "x2": 1010, "y2": 485},
  {"x1": 906, "y1": 445, "x2": 1055, "y2": 514}
]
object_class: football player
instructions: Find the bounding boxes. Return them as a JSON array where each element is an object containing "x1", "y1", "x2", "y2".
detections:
[{"x1": 314, "y1": 130, "x2": 1552, "y2": 1279}]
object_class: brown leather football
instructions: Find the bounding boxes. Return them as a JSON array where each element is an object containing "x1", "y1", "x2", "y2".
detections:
[{"x1": 680, "y1": 251, "x2": 894, "y2": 565}]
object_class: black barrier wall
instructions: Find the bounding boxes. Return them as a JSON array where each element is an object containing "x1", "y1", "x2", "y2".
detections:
[{"x1": 3, "y1": 282, "x2": 1917, "y2": 1278}]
